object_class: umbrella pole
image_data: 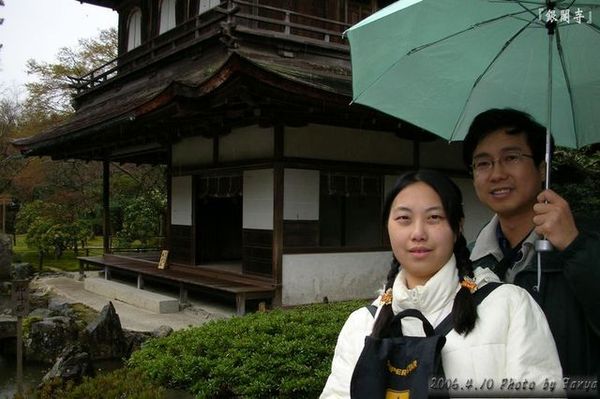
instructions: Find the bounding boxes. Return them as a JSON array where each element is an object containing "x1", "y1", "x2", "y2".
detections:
[
  {"x1": 538, "y1": 17, "x2": 555, "y2": 249},
  {"x1": 535, "y1": 8, "x2": 557, "y2": 291}
]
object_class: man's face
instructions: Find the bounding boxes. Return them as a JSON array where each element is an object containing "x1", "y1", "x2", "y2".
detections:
[{"x1": 471, "y1": 129, "x2": 544, "y2": 219}]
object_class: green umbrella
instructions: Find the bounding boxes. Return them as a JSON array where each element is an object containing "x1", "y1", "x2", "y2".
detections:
[
  {"x1": 346, "y1": 0, "x2": 600, "y2": 150},
  {"x1": 346, "y1": 0, "x2": 600, "y2": 286}
]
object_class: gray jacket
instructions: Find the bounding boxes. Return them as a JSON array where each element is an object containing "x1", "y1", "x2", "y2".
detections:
[{"x1": 470, "y1": 215, "x2": 600, "y2": 380}]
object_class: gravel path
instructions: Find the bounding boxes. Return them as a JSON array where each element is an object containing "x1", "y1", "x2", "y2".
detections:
[{"x1": 31, "y1": 273, "x2": 234, "y2": 332}]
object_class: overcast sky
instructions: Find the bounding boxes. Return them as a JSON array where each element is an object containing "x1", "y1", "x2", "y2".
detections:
[{"x1": 0, "y1": 0, "x2": 117, "y2": 92}]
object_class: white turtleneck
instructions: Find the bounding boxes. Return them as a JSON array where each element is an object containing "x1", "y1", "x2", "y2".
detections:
[
  {"x1": 391, "y1": 254, "x2": 459, "y2": 331},
  {"x1": 321, "y1": 255, "x2": 562, "y2": 399}
]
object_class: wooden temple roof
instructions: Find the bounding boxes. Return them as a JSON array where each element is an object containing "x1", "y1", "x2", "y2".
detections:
[{"x1": 13, "y1": 3, "x2": 433, "y2": 164}]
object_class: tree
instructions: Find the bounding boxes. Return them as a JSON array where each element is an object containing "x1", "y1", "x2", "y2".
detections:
[
  {"x1": 0, "y1": 0, "x2": 4, "y2": 54},
  {"x1": 3, "y1": 27, "x2": 167, "y2": 266},
  {"x1": 24, "y1": 27, "x2": 117, "y2": 114},
  {"x1": 553, "y1": 146, "x2": 600, "y2": 220},
  {"x1": 110, "y1": 164, "x2": 167, "y2": 247},
  {"x1": 0, "y1": 86, "x2": 26, "y2": 194}
]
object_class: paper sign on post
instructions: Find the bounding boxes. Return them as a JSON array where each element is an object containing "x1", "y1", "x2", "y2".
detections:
[{"x1": 158, "y1": 250, "x2": 169, "y2": 269}]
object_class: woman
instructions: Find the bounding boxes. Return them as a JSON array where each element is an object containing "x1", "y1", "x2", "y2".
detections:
[{"x1": 320, "y1": 170, "x2": 562, "y2": 398}]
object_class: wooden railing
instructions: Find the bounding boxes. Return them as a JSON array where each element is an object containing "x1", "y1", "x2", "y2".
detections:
[{"x1": 70, "y1": 0, "x2": 351, "y2": 95}]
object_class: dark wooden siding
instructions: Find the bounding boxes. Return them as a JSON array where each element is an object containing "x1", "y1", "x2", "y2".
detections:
[
  {"x1": 170, "y1": 224, "x2": 193, "y2": 264},
  {"x1": 283, "y1": 220, "x2": 319, "y2": 248},
  {"x1": 243, "y1": 229, "x2": 273, "y2": 276}
]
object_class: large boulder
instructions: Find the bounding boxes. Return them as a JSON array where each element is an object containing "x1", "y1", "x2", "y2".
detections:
[
  {"x1": 25, "y1": 316, "x2": 79, "y2": 363},
  {"x1": 0, "y1": 234, "x2": 12, "y2": 281},
  {"x1": 81, "y1": 301, "x2": 128, "y2": 360}
]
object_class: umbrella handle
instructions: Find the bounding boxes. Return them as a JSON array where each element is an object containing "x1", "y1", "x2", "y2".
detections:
[{"x1": 535, "y1": 239, "x2": 553, "y2": 252}]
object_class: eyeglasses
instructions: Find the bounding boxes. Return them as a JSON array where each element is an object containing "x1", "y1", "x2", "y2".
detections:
[{"x1": 471, "y1": 151, "x2": 535, "y2": 175}]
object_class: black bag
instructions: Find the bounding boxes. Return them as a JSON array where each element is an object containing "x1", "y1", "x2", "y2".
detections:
[{"x1": 350, "y1": 282, "x2": 501, "y2": 399}]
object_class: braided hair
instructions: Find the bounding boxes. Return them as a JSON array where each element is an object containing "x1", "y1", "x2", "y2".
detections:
[{"x1": 371, "y1": 170, "x2": 477, "y2": 339}]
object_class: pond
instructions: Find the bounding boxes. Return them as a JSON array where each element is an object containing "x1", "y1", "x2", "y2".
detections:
[
  {"x1": 0, "y1": 353, "x2": 194, "y2": 399},
  {"x1": 0, "y1": 352, "x2": 124, "y2": 398},
  {"x1": 0, "y1": 353, "x2": 47, "y2": 399}
]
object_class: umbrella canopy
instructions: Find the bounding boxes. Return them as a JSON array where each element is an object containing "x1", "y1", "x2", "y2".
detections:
[{"x1": 346, "y1": 0, "x2": 600, "y2": 149}]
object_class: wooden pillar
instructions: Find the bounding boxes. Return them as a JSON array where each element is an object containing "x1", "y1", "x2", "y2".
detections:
[
  {"x1": 166, "y1": 144, "x2": 172, "y2": 253},
  {"x1": 103, "y1": 159, "x2": 110, "y2": 254},
  {"x1": 272, "y1": 125, "x2": 284, "y2": 306}
]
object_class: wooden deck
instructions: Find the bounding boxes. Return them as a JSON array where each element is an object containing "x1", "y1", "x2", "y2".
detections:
[{"x1": 78, "y1": 254, "x2": 277, "y2": 315}]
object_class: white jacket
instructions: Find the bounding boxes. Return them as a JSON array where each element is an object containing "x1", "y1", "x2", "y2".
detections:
[{"x1": 320, "y1": 256, "x2": 562, "y2": 398}]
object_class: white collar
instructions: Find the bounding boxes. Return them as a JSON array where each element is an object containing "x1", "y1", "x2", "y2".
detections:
[
  {"x1": 470, "y1": 215, "x2": 503, "y2": 262},
  {"x1": 470, "y1": 214, "x2": 540, "y2": 262},
  {"x1": 391, "y1": 254, "x2": 459, "y2": 316}
]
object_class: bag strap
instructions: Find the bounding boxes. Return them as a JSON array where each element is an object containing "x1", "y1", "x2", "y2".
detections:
[
  {"x1": 391, "y1": 308, "x2": 435, "y2": 337},
  {"x1": 434, "y1": 282, "x2": 502, "y2": 336}
]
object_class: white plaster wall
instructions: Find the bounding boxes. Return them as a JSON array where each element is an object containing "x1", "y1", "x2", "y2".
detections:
[
  {"x1": 243, "y1": 169, "x2": 273, "y2": 230},
  {"x1": 172, "y1": 136, "x2": 213, "y2": 167},
  {"x1": 419, "y1": 139, "x2": 464, "y2": 170},
  {"x1": 171, "y1": 176, "x2": 192, "y2": 226},
  {"x1": 283, "y1": 169, "x2": 319, "y2": 221},
  {"x1": 285, "y1": 124, "x2": 413, "y2": 165},
  {"x1": 220, "y1": 126, "x2": 274, "y2": 162},
  {"x1": 282, "y1": 252, "x2": 392, "y2": 305}
]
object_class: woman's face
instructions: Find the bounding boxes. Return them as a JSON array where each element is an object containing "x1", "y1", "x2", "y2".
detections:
[{"x1": 387, "y1": 182, "x2": 456, "y2": 288}]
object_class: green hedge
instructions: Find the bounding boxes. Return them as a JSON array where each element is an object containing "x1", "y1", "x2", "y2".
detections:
[{"x1": 128, "y1": 300, "x2": 367, "y2": 398}]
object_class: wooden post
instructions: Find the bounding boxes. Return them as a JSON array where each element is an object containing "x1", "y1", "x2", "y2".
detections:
[
  {"x1": 12, "y1": 279, "x2": 29, "y2": 396},
  {"x1": 16, "y1": 316, "x2": 22, "y2": 395},
  {"x1": 166, "y1": 144, "x2": 172, "y2": 254},
  {"x1": 272, "y1": 125, "x2": 284, "y2": 307},
  {"x1": 103, "y1": 159, "x2": 110, "y2": 254}
]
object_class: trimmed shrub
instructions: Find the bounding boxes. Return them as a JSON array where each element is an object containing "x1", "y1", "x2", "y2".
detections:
[{"x1": 128, "y1": 300, "x2": 368, "y2": 398}]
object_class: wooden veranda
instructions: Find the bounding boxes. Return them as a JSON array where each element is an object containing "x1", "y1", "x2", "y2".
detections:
[{"x1": 79, "y1": 254, "x2": 277, "y2": 315}]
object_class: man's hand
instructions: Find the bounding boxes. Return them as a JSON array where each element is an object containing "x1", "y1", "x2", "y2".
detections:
[{"x1": 533, "y1": 189, "x2": 579, "y2": 251}]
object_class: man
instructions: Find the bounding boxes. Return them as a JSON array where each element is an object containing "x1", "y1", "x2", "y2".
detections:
[{"x1": 463, "y1": 108, "x2": 600, "y2": 386}]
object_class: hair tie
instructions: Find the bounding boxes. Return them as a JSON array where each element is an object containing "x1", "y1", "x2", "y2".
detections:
[
  {"x1": 460, "y1": 276, "x2": 478, "y2": 294},
  {"x1": 380, "y1": 288, "x2": 393, "y2": 305}
]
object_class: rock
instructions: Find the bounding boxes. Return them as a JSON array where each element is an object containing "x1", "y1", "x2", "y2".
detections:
[
  {"x1": 29, "y1": 290, "x2": 50, "y2": 310},
  {"x1": 41, "y1": 343, "x2": 94, "y2": 385},
  {"x1": 0, "y1": 234, "x2": 12, "y2": 281},
  {"x1": 123, "y1": 329, "x2": 152, "y2": 357},
  {"x1": 81, "y1": 301, "x2": 127, "y2": 360},
  {"x1": 28, "y1": 308, "x2": 52, "y2": 319},
  {"x1": 49, "y1": 302, "x2": 75, "y2": 318},
  {"x1": 26, "y1": 316, "x2": 78, "y2": 363},
  {"x1": 0, "y1": 281, "x2": 11, "y2": 295},
  {"x1": 10, "y1": 262, "x2": 33, "y2": 280},
  {"x1": 152, "y1": 325, "x2": 173, "y2": 338}
]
